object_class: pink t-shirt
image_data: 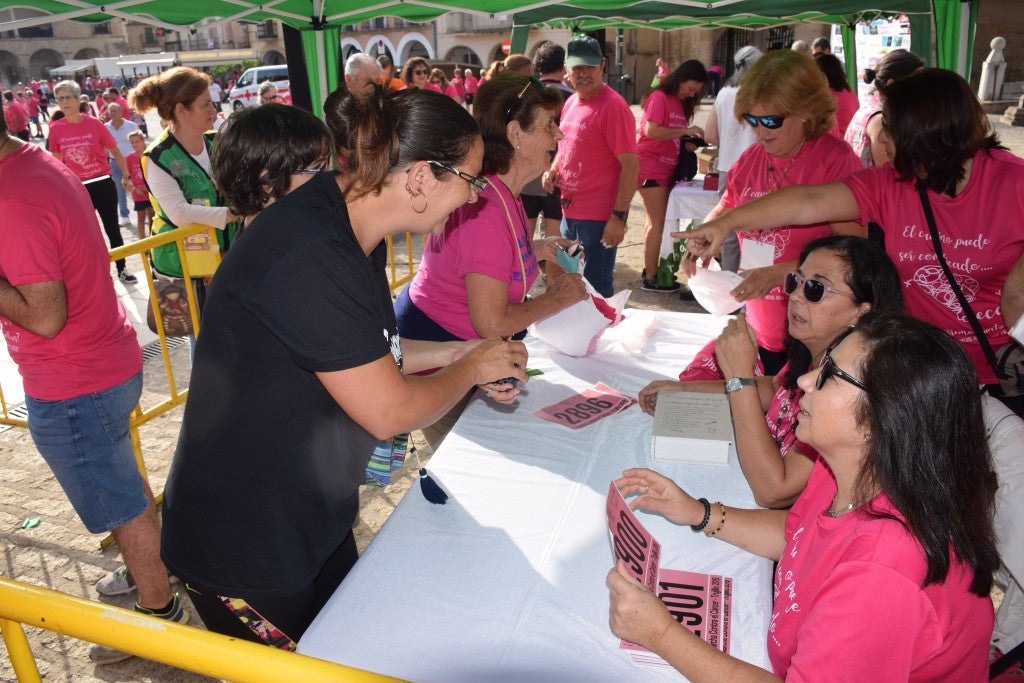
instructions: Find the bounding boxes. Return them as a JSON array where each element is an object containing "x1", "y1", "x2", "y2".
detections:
[
  {"x1": 48, "y1": 116, "x2": 118, "y2": 181},
  {"x1": 557, "y1": 85, "x2": 638, "y2": 221},
  {"x1": 447, "y1": 79, "x2": 465, "y2": 103},
  {"x1": 423, "y1": 82, "x2": 443, "y2": 94},
  {"x1": 637, "y1": 89, "x2": 687, "y2": 184},
  {"x1": 722, "y1": 134, "x2": 861, "y2": 351},
  {"x1": 769, "y1": 458, "x2": 992, "y2": 682},
  {"x1": 829, "y1": 88, "x2": 860, "y2": 139},
  {"x1": 842, "y1": 148, "x2": 1024, "y2": 384},
  {"x1": 464, "y1": 75, "x2": 479, "y2": 95},
  {"x1": 0, "y1": 144, "x2": 141, "y2": 400},
  {"x1": 126, "y1": 151, "x2": 148, "y2": 202},
  {"x1": 764, "y1": 364, "x2": 815, "y2": 459},
  {"x1": 408, "y1": 175, "x2": 539, "y2": 340}
]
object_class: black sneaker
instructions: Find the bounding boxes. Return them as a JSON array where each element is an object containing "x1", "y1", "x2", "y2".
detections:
[
  {"x1": 117, "y1": 270, "x2": 138, "y2": 284},
  {"x1": 641, "y1": 275, "x2": 681, "y2": 293}
]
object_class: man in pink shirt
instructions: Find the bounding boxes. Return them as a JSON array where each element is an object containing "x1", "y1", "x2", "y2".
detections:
[{"x1": 544, "y1": 34, "x2": 638, "y2": 297}]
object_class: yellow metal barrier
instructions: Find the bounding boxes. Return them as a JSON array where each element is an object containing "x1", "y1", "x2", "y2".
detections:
[{"x1": 0, "y1": 577, "x2": 405, "y2": 682}]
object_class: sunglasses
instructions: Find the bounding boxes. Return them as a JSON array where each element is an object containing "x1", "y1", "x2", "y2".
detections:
[
  {"x1": 504, "y1": 76, "x2": 544, "y2": 122},
  {"x1": 428, "y1": 160, "x2": 488, "y2": 193},
  {"x1": 817, "y1": 349, "x2": 865, "y2": 391},
  {"x1": 784, "y1": 272, "x2": 855, "y2": 303},
  {"x1": 741, "y1": 113, "x2": 786, "y2": 129},
  {"x1": 413, "y1": 69, "x2": 429, "y2": 76}
]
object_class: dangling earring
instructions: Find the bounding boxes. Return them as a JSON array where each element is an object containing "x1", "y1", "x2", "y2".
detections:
[{"x1": 409, "y1": 189, "x2": 428, "y2": 214}]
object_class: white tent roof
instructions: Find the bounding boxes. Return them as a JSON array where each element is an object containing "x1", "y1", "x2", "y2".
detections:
[{"x1": 48, "y1": 59, "x2": 95, "y2": 76}]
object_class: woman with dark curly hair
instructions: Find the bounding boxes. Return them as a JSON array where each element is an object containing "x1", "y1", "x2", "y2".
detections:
[{"x1": 401, "y1": 56, "x2": 431, "y2": 89}]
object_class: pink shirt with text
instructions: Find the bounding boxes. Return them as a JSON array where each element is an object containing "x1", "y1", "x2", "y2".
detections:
[
  {"x1": 769, "y1": 458, "x2": 992, "y2": 682},
  {"x1": 126, "y1": 152, "x2": 148, "y2": 202},
  {"x1": 0, "y1": 144, "x2": 141, "y2": 400},
  {"x1": 48, "y1": 116, "x2": 117, "y2": 181},
  {"x1": 409, "y1": 175, "x2": 539, "y2": 340},
  {"x1": 842, "y1": 148, "x2": 1024, "y2": 384},
  {"x1": 722, "y1": 134, "x2": 861, "y2": 351},
  {"x1": 637, "y1": 89, "x2": 687, "y2": 184},
  {"x1": 557, "y1": 85, "x2": 637, "y2": 221}
]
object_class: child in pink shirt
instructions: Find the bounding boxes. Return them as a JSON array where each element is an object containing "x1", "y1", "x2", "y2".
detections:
[{"x1": 125, "y1": 131, "x2": 153, "y2": 239}]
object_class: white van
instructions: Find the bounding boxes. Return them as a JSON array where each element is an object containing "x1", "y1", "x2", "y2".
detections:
[{"x1": 228, "y1": 65, "x2": 290, "y2": 110}]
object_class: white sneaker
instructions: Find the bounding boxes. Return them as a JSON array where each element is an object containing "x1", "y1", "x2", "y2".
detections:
[
  {"x1": 119, "y1": 216, "x2": 131, "y2": 227},
  {"x1": 89, "y1": 592, "x2": 189, "y2": 664}
]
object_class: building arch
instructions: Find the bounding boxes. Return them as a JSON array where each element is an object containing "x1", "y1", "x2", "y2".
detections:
[
  {"x1": 261, "y1": 49, "x2": 285, "y2": 65},
  {"x1": 29, "y1": 48, "x2": 63, "y2": 80},
  {"x1": 397, "y1": 33, "x2": 433, "y2": 64},
  {"x1": 340, "y1": 36, "x2": 364, "y2": 63},
  {"x1": 73, "y1": 47, "x2": 103, "y2": 60},
  {"x1": 365, "y1": 35, "x2": 397, "y2": 64},
  {"x1": 0, "y1": 50, "x2": 26, "y2": 85},
  {"x1": 444, "y1": 45, "x2": 481, "y2": 66},
  {"x1": 488, "y1": 43, "x2": 507, "y2": 65}
]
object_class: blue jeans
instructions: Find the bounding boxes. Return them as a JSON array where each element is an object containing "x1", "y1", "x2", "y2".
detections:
[
  {"x1": 109, "y1": 158, "x2": 129, "y2": 219},
  {"x1": 561, "y1": 218, "x2": 617, "y2": 297},
  {"x1": 26, "y1": 371, "x2": 146, "y2": 533}
]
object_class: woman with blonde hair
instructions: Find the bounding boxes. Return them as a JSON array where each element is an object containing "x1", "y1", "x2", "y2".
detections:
[{"x1": 426, "y1": 67, "x2": 447, "y2": 94}]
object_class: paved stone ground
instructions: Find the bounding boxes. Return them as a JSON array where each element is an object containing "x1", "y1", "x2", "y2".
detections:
[{"x1": 1, "y1": 108, "x2": 1020, "y2": 682}]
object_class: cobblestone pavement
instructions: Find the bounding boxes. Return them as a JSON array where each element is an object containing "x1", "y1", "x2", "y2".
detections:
[{"x1": 1, "y1": 109, "x2": 1020, "y2": 682}]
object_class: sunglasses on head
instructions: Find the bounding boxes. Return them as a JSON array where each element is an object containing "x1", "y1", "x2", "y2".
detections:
[
  {"x1": 784, "y1": 272, "x2": 856, "y2": 303},
  {"x1": 504, "y1": 76, "x2": 545, "y2": 122},
  {"x1": 741, "y1": 113, "x2": 786, "y2": 129},
  {"x1": 817, "y1": 349, "x2": 865, "y2": 391}
]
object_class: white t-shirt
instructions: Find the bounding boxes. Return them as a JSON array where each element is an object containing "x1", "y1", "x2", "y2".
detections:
[
  {"x1": 712, "y1": 86, "x2": 757, "y2": 172},
  {"x1": 209, "y1": 83, "x2": 222, "y2": 103}
]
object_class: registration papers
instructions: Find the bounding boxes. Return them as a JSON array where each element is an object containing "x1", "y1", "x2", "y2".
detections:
[{"x1": 533, "y1": 382, "x2": 637, "y2": 429}]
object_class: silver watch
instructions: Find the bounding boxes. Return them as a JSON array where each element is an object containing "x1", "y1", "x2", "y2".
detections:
[{"x1": 725, "y1": 377, "x2": 757, "y2": 394}]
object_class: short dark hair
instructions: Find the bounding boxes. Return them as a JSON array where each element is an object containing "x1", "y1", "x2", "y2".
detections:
[
  {"x1": 342, "y1": 87, "x2": 480, "y2": 201},
  {"x1": 852, "y1": 312, "x2": 999, "y2": 597},
  {"x1": 780, "y1": 235, "x2": 903, "y2": 389},
  {"x1": 814, "y1": 53, "x2": 851, "y2": 92},
  {"x1": 532, "y1": 41, "x2": 566, "y2": 76},
  {"x1": 376, "y1": 54, "x2": 393, "y2": 70},
  {"x1": 473, "y1": 72, "x2": 563, "y2": 176},
  {"x1": 882, "y1": 68, "x2": 1004, "y2": 197},
  {"x1": 811, "y1": 37, "x2": 831, "y2": 52},
  {"x1": 213, "y1": 103, "x2": 333, "y2": 216},
  {"x1": 656, "y1": 59, "x2": 708, "y2": 120}
]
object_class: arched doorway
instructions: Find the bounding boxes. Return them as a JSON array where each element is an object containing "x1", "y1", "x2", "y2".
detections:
[
  {"x1": 29, "y1": 48, "x2": 62, "y2": 80},
  {"x1": 73, "y1": 47, "x2": 103, "y2": 60},
  {"x1": 0, "y1": 50, "x2": 26, "y2": 84},
  {"x1": 262, "y1": 50, "x2": 285, "y2": 65},
  {"x1": 444, "y1": 46, "x2": 481, "y2": 66}
]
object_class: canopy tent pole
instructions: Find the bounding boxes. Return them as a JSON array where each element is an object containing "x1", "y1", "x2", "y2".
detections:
[
  {"x1": 840, "y1": 23, "x2": 857, "y2": 91},
  {"x1": 907, "y1": 11, "x2": 933, "y2": 67},
  {"x1": 510, "y1": 24, "x2": 530, "y2": 55}
]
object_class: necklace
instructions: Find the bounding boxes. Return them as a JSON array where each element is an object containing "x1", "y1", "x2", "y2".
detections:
[
  {"x1": 766, "y1": 140, "x2": 806, "y2": 192},
  {"x1": 826, "y1": 491, "x2": 869, "y2": 518}
]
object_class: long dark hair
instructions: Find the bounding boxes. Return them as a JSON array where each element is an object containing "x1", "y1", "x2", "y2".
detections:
[
  {"x1": 473, "y1": 73, "x2": 562, "y2": 176},
  {"x1": 814, "y1": 53, "x2": 851, "y2": 92},
  {"x1": 883, "y1": 68, "x2": 1005, "y2": 197},
  {"x1": 863, "y1": 49, "x2": 923, "y2": 88},
  {"x1": 652, "y1": 59, "x2": 708, "y2": 121},
  {"x1": 852, "y1": 313, "x2": 998, "y2": 596},
  {"x1": 340, "y1": 86, "x2": 479, "y2": 201},
  {"x1": 780, "y1": 236, "x2": 903, "y2": 389}
]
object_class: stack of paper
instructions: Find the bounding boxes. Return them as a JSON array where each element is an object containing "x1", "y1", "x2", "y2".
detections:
[{"x1": 651, "y1": 392, "x2": 734, "y2": 466}]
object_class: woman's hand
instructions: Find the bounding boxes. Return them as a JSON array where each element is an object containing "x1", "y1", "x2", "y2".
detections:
[
  {"x1": 614, "y1": 468, "x2": 704, "y2": 526},
  {"x1": 458, "y1": 337, "x2": 529, "y2": 389},
  {"x1": 607, "y1": 560, "x2": 676, "y2": 649},
  {"x1": 534, "y1": 236, "x2": 578, "y2": 265},
  {"x1": 478, "y1": 379, "x2": 521, "y2": 404},
  {"x1": 546, "y1": 272, "x2": 588, "y2": 309},
  {"x1": 541, "y1": 169, "x2": 560, "y2": 193},
  {"x1": 637, "y1": 380, "x2": 685, "y2": 416},
  {"x1": 730, "y1": 265, "x2": 784, "y2": 302},
  {"x1": 714, "y1": 314, "x2": 759, "y2": 379},
  {"x1": 676, "y1": 220, "x2": 731, "y2": 274}
]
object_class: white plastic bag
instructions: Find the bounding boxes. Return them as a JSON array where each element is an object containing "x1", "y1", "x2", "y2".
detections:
[
  {"x1": 529, "y1": 280, "x2": 630, "y2": 357},
  {"x1": 688, "y1": 261, "x2": 745, "y2": 316}
]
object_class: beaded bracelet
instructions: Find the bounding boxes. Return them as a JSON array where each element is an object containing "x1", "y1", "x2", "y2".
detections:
[
  {"x1": 706, "y1": 502, "x2": 727, "y2": 537},
  {"x1": 690, "y1": 497, "x2": 712, "y2": 532}
]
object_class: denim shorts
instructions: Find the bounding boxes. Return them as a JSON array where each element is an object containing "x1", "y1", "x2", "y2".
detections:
[{"x1": 26, "y1": 371, "x2": 147, "y2": 533}]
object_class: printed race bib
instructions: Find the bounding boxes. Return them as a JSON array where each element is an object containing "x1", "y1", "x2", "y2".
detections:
[{"x1": 533, "y1": 383, "x2": 636, "y2": 429}]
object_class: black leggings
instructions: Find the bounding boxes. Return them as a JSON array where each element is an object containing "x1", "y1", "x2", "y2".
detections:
[
  {"x1": 83, "y1": 176, "x2": 126, "y2": 272},
  {"x1": 183, "y1": 531, "x2": 359, "y2": 647}
]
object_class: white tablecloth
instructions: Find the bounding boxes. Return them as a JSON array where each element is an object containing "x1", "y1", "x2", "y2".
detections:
[
  {"x1": 665, "y1": 178, "x2": 720, "y2": 231},
  {"x1": 298, "y1": 311, "x2": 773, "y2": 682}
]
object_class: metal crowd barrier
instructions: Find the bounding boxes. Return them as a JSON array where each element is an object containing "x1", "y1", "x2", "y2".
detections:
[{"x1": 0, "y1": 224, "x2": 423, "y2": 681}]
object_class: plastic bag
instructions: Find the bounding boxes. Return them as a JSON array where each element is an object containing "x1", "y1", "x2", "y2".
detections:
[
  {"x1": 530, "y1": 280, "x2": 630, "y2": 357},
  {"x1": 688, "y1": 261, "x2": 745, "y2": 316}
]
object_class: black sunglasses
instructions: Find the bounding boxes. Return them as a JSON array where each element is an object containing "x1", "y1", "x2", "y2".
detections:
[
  {"x1": 413, "y1": 69, "x2": 428, "y2": 76},
  {"x1": 504, "y1": 76, "x2": 544, "y2": 122},
  {"x1": 741, "y1": 113, "x2": 786, "y2": 129},
  {"x1": 427, "y1": 160, "x2": 488, "y2": 193},
  {"x1": 784, "y1": 272, "x2": 855, "y2": 303},
  {"x1": 817, "y1": 349, "x2": 866, "y2": 391}
]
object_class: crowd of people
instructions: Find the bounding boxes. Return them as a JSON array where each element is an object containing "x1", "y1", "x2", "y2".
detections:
[{"x1": 1, "y1": 32, "x2": 1022, "y2": 682}]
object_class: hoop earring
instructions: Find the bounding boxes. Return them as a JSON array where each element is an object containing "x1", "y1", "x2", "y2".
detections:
[{"x1": 410, "y1": 190, "x2": 428, "y2": 214}]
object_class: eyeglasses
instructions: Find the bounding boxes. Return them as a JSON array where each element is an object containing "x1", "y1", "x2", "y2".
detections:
[
  {"x1": 295, "y1": 158, "x2": 330, "y2": 174},
  {"x1": 816, "y1": 349, "x2": 865, "y2": 391},
  {"x1": 784, "y1": 272, "x2": 855, "y2": 303},
  {"x1": 55, "y1": 95, "x2": 77, "y2": 102},
  {"x1": 427, "y1": 160, "x2": 488, "y2": 193},
  {"x1": 261, "y1": 94, "x2": 280, "y2": 101},
  {"x1": 741, "y1": 113, "x2": 786, "y2": 129},
  {"x1": 413, "y1": 69, "x2": 429, "y2": 76},
  {"x1": 504, "y1": 76, "x2": 544, "y2": 122}
]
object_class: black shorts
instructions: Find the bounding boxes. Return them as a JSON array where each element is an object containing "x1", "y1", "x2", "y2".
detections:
[
  {"x1": 521, "y1": 187, "x2": 563, "y2": 221},
  {"x1": 133, "y1": 199, "x2": 152, "y2": 211}
]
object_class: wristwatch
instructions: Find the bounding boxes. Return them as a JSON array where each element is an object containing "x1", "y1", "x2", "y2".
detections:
[
  {"x1": 611, "y1": 209, "x2": 629, "y2": 222},
  {"x1": 725, "y1": 377, "x2": 757, "y2": 394}
]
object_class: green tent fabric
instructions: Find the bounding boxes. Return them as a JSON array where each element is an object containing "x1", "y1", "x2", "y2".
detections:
[{"x1": 0, "y1": 0, "x2": 977, "y2": 108}]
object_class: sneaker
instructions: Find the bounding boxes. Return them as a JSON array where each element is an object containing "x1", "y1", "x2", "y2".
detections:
[
  {"x1": 640, "y1": 275, "x2": 681, "y2": 293},
  {"x1": 89, "y1": 593, "x2": 189, "y2": 664},
  {"x1": 96, "y1": 565, "x2": 180, "y2": 596},
  {"x1": 119, "y1": 216, "x2": 131, "y2": 227},
  {"x1": 117, "y1": 270, "x2": 138, "y2": 284}
]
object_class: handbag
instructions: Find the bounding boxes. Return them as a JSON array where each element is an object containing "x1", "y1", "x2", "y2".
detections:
[
  {"x1": 919, "y1": 186, "x2": 1023, "y2": 399},
  {"x1": 673, "y1": 146, "x2": 698, "y2": 183},
  {"x1": 146, "y1": 279, "x2": 195, "y2": 337}
]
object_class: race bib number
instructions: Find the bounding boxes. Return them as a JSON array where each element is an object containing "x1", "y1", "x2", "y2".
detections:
[{"x1": 533, "y1": 383, "x2": 636, "y2": 429}]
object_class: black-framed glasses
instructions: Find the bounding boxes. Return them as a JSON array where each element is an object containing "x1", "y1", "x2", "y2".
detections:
[
  {"x1": 413, "y1": 69, "x2": 429, "y2": 76},
  {"x1": 784, "y1": 272, "x2": 856, "y2": 303},
  {"x1": 741, "y1": 113, "x2": 786, "y2": 129},
  {"x1": 504, "y1": 76, "x2": 544, "y2": 122},
  {"x1": 817, "y1": 349, "x2": 866, "y2": 391},
  {"x1": 428, "y1": 160, "x2": 488, "y2": 193}
]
